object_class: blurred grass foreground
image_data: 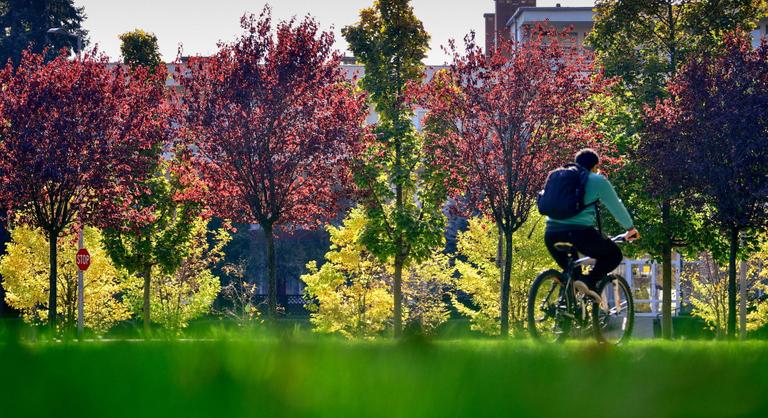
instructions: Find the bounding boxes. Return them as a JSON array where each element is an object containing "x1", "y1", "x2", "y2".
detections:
[{"x1": 1, "y1": 337, "x2": 767, "y2": 418}]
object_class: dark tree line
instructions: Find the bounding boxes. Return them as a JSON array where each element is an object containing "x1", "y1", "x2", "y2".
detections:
[{"x1": 0, "y1": 0, "x2": 88, "y2": 65}]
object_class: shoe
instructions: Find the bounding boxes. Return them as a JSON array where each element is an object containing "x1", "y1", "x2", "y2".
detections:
[{"x1": 574, "y1": 280, "x2": 606, "y2": 311}]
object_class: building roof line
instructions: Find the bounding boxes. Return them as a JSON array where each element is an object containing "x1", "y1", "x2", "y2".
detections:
[{"x1": 507, "y1": 7, "x2": 594, "y2": 27}]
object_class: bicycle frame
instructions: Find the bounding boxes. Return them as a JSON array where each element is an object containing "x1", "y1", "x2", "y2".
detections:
[{"x1": 552, "y1": 233, "x2": 630, "y2": 331}]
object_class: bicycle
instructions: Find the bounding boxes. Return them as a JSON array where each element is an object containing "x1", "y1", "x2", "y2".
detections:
[{"x1": 526, "y1": 233, "x2": 635, "y2": 345}]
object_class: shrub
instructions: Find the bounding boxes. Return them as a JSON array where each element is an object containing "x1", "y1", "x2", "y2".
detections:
[
  {"x1": 123, "y1": 219, "x2": 228, "y2": 333},
  {"x1": 453, "y1": 215, "x2": 555, "y2": 336},
  {"x1": 302, "y1": 208, "x2": 452, "y2": 338},
  {"x1": 687, "y1": 242, "x2": 768, "y2": 338}
]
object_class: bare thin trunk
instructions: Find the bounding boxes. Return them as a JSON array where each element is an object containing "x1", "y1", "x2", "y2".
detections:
[
  {"x1": 727, "y1": 227, "x2": 739, "y2": 338},
  {"x1": 48, "y1": 228, "x2": 58, "y2": 333},
  {"x1": 264, "y1": 223, "x2": 277, "y2": 318},
  {"x1": 496, "y1": 221, "x2": 504, "y2": 269},
  {"x1": 500, "y1": 229, "x2": 513, "y2": 337},
  {"x1": 739, "y1": 255, "x2": 747, "y2": 340},
  {"x1": 393, "y1": 254, "x2": 403, "y2": 338},
  {"x1": 142, "y1": 264, "x2": 152, "y2": 337}
]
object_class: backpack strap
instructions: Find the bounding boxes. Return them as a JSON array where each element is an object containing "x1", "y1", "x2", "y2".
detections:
[
  {"x1": 593, "y1": 200, "x2": 603, "y2": 235},
  {"x1": 571, "y1": 164, "x2": 603, "y2": 233}
]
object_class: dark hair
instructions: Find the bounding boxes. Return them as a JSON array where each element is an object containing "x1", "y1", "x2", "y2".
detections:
[{"x1": 575, "y1": 149, "x2": 599, "y2": 171}]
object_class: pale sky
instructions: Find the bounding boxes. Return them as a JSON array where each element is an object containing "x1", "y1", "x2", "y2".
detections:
[{"x1": 74, "y1": 0, "x2": 594, "y2": 64}]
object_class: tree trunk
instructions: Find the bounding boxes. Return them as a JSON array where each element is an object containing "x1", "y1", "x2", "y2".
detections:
[
  {"x1": 496, "y1": 222, "x2": 504, "y2": 270},
  {"x1": 66, "y1": 279, "x2": 75, "y2": 338},
  {"x1": 500, "y1": 229, "x2": 513, "y2": 337},
  {"x1": 727, "y1": 226, "x2": 739, "y2": 339},
  {"x1": 661, "y1": 200, "x2": 673, "y2": 339},
  {"x1": 263, "y1": 223, "x2": 277, "y2": 318},
  {"x1": 667, "y1": 2, "x2": 677, "y2": 74},
  {"x1": 739, "y1": 254, "x2": 747, "y2": 340},
  {"x1": 48, "y1": 228, "x2": 58, "y2": 333},
  {"x1": 142, "y1": 264, "x2": 152, "y2": 337},
  {"x1": 393, "y1": 254, "x2": 403, "y2": 338}
]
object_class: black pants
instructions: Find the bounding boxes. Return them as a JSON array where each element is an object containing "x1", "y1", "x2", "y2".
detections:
[{"x1": 544, "y1": 227, "x2": 623, "y2": 287}]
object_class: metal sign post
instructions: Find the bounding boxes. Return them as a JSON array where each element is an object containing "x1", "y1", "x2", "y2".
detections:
[
  {"x1": 77, "y1": 231, "x2": 84, "y2": 338},
  {"x1": 75, "y1": 232, "x2": 91, "y2": 339}
]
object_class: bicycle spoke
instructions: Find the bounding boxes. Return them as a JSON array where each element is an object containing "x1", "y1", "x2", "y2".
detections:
[
  {"x1": 592, "y1": 275, "x2": 634, "y2": 345},
  {"x1": 528, "y1": 272, "x2": 570, "y2": 343}
]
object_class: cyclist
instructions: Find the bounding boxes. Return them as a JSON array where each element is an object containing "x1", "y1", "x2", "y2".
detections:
[{"x1": 543, "y1": 149, "x2": 639, "y2": 302}]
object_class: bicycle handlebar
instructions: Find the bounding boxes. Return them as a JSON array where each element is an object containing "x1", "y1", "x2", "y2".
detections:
[{"x1": 612, "y1": 233, "x2": 629, "y2": 243}]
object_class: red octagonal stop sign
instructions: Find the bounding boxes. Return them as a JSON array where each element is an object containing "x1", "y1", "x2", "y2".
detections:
[{"x1": 76, "y1": 248, "x2": 91, "y2": 271}]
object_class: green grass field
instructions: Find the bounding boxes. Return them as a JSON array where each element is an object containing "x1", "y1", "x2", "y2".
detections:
[{"x1": 1, "y1": 336, "x2": 767, "y2": 418}]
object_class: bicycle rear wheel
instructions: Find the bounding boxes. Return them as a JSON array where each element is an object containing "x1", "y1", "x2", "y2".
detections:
[
  {"x1": 591, "y1": 274, "x2": 634, "y2": 345},
  {"x1": 528, "y1": 269, "x2": 570, "y2": 343}
]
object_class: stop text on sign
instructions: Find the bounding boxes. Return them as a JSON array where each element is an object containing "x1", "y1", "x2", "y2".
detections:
[{"x1": 76, "y1": 248, "x2": 91, "y2": 271}]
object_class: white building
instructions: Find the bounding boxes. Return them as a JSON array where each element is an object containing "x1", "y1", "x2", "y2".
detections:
[
  {"x1": 507, "y1": 6, "x2": 595, "y2": 47},
  {"x1": 501, "y1": 4, "x2": 766, "y2": 51},
  {"x1": 165, "y1": 60, "x2": 442, "y2": 131}
]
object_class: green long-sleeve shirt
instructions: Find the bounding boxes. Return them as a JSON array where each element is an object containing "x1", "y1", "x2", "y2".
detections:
[{"x1": 546, "y1": 172, "x2": 634, "y2": 232}]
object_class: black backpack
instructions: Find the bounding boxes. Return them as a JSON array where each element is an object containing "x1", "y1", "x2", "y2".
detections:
[{"x1": 537, "y1": 163, "x2": 595, "y2": 220}]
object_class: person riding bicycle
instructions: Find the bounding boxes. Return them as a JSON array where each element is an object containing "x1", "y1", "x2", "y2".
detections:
[{"x1": 541, "y1": 149, "x2": 640, "y2": 303}]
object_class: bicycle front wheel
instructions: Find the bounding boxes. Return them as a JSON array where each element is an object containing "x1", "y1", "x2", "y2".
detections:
[
  {"x1": 528, "y1": 269, "x2": 570, "y2": 343},
  {"x1": 592, "y1": 274, "x2": 634, "y2": 345}
]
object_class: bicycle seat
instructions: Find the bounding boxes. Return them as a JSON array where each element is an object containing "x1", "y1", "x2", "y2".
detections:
[{"x1": 553, "y1": 242, "x2": 573, "y2": 252}]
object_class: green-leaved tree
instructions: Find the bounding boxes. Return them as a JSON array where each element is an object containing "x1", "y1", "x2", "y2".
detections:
[
  {"x1": 102, "y1": 31, "x2": 199, "y2": 336},
  {"x1": 123, "y1": 218, "x2": 227, "y2": 333},
  {"x1": 343, "y1": 0, "x2": 447, "y2": 337},
  {"x1": 119, "y1": 29, "x2": 162, "y2": 70},
  {"x1": 102, "y1": 164, "x2": 201, "y2": 335}
]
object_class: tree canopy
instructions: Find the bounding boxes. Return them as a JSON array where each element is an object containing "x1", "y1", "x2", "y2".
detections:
[
  {"x1": 180, "y1": 7, "x2": 368, "y2": 317},
  {"x1": 119, "y1": 29, "x2": 162, "y2": 70},
  {"x1": 588, "y1": 0, "x2": 761, "y2": 104},
  {"x1": 587, "y1": 0, "x2": 764, "y2": 339},
  {"x1": 0, "y1": 0, "x2": 88, "y2": 65},
  {"x1": 453, "y1": 215, "x2": 554, "y2": 337},
  {"x1": 301, "y1": 207, "x2": 452, "y2": 338},
  {"x1": 0, "y1": 50, "x2": 171, "y2": 330},
  {"x1": 643, "y1": 32, "x2": 768, "y2": 337}
]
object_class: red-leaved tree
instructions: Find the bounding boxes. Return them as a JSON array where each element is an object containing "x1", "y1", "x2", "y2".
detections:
[
  {"x1": 0, "y1": 50, "x2": 172, "y2": 331},
  {"x1": 178, "y1": 8, "x2": 368, "y2": 317},
  {"x1": 422, "y1": 27, "x2": 611, "y2": 336},
  {"x1": 642, "y1": 32, "x2": 768, "y2": 338}
]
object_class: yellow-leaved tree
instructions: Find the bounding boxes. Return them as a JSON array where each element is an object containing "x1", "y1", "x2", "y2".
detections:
[
  {"x1": 0, "y1": 226, "x2": 132, "y2": 334},
  {"x1": 688, "y1": 238, "x2": 768, "y2": 338},
  {"x1": 302, "y1": 208, "x2": 452, "y2": 338},
  {"x1": 751, "y1": 237, "x2": 768, "y2": 329},
  {"x1": 123, "y1": 218, "x2": 228, "y2": 333},
  {"x1": 453, "y1": 215, "x2": 555, "y2": 337}
]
